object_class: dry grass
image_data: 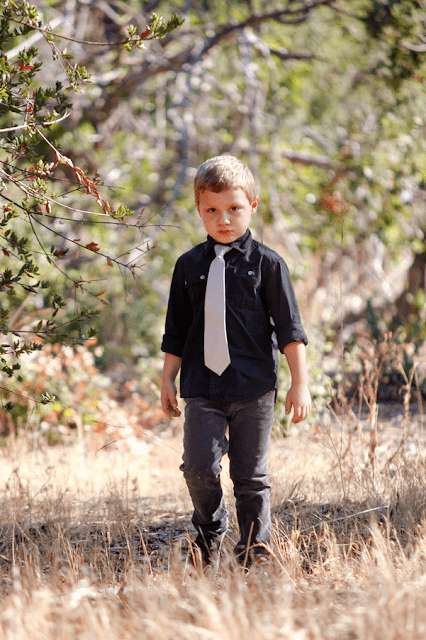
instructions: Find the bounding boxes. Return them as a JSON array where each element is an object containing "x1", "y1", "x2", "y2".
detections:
[{"x1": 0, "y1": 403, "x2": 426, "y2": 639}]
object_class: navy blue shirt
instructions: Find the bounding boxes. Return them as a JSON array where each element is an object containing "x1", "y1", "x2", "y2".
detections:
[{"x1": 161, "y1": 230, "x2": 308, "y2": 402}]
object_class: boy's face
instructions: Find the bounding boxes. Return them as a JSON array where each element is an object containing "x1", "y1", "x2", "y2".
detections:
[{"x1": 196, "y1": 187, "x2": 259, "y2": 244}]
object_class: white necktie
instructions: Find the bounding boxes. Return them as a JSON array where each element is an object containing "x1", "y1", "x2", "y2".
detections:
[{"x1": 204, "y1": 244, "x2": 232, "y2": 375}]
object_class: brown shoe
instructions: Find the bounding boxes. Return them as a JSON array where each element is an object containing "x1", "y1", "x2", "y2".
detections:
[
  {"x1": 191, "y1": 531, "x2": 225, "y2": 574},
  {"x1": 235, "y1": 544, "x2": 272, "y2": 570}
]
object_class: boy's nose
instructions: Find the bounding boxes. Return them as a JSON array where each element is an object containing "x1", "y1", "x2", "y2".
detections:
[{"x1": 218, "y1": 211, "x2": 230, "y2": 224}]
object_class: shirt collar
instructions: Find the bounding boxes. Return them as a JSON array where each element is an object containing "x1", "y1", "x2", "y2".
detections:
[{"x1": 205, "y1": 229, "x2": 252, "y2": 255}]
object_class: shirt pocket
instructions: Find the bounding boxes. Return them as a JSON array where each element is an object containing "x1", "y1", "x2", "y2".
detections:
[
  {"x1": 229, "y1": 268, "x2": 262, "y2": 311},
  {"x1": 185, "y1": 270, "x2": 207, "y2": 310}
]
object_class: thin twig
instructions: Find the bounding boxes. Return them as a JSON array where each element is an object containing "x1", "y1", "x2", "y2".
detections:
[
  {"x1": 296, "y1": 505, "x2": 389, "y2": 536},
  {"x1": 93, "y1": 421, "x2": 182, "y2": 456},
  {"x1": 0, "y1": 111, "x2": 70, "y2": 133},
  {"x1": 0, "y1": 385, "x2": 46, "y2": 404},
  {"x1": 4, "y1": 13, "x2": 159, "y2": 47}
]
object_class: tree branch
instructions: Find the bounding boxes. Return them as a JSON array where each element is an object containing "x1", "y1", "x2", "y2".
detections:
[
  {"x1": 81, "y1": 0, "x2": 335, "y2": 127},
  {"x1": 270, "y1": 47, "x2": 314, "y2": 61},
  {"x1": 281, "y1": 148, "x2": 336, "y2": 169},
  {"x1": 0, "y1": 111, "x2": 71, "y2": 133},
  {"x1": 5, "y1": 16, "x2": 64, "y2": 60}
]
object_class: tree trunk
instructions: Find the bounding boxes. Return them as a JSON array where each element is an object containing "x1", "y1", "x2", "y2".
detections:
[{"x1": 394, "y1": 251, "x2": 426, "y2": 328}]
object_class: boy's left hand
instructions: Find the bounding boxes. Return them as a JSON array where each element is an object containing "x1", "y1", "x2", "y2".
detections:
[{"x1": 285, "y1": 383, "x2": 312, "y2": 424}]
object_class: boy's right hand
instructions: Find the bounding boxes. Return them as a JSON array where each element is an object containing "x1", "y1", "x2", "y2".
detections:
[
  {"x1": 161, "y1": 382, "x2": 181, "y2": 418},
  {"x1": 161, "y1": 353, "x2": 182, "y2": 417}
]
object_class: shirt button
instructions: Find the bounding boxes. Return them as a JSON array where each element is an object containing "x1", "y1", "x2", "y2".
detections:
[
  {"x1": 200, "y1": 275, "x2": 205, "y2": 280},
  {"x1": 248, "y1": 271, "x2": 254, "y2": 276}
]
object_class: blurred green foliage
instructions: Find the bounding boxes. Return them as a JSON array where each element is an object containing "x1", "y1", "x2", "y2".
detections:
[{"x1": 1, "y1": 0, "x2": 426, "y2": 429}]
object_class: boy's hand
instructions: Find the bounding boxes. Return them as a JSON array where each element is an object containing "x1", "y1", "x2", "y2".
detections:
[
  {"x1": 285, "y1": 383, "x2": 312, "y2": 424},
  {"x1": 161, "y1": 381, "x2": 181, "y2": 417},
  {"x1": 161, "y1": 383, "x2": 180, "y2": 418},
  {"x1": 161, "y1": 353, "x2": 182, "y2": 418},
  {"x1": 283, "y1": 342, "x2": 312, "y2": 424}
]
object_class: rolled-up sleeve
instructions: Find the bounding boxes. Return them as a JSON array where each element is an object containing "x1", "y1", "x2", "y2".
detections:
[
  {"x1": 161, "y1": 256, "x2": 192, "y2": 357},
  {"x1": 263, "y1": 255, "x2": 308, "y2": 352}
]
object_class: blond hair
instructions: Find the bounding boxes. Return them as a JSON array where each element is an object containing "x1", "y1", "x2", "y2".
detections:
[{"x1": 194, "y1": 156, "x2": 257, "y2": 205}]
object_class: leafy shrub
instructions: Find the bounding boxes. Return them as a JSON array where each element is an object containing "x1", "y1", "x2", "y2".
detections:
[{"x1": 0, "y1": 340, "x2": 167, "y2": 442}]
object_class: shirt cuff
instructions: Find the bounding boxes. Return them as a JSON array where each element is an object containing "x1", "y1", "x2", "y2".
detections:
[
  {"x1": 161, "y1": 335, "x2": 184, "y2": 357},
  {"x1": 276, "y1": 326, "x2": 308, "y2": 352}
]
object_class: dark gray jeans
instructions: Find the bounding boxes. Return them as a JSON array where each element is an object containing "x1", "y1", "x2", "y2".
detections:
[{"x1": 180, "y1": 390, "x2": 275, "y2": 554}]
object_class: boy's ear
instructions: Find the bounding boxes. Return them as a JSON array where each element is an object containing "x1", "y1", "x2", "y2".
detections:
[{"x1": 251, "y1": 195, "x2": 259, "y2": 214}]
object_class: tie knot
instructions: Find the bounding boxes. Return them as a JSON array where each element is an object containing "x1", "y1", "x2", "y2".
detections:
[{"x1": 214, "y1": 244, "x2": 231, "y2": 258}]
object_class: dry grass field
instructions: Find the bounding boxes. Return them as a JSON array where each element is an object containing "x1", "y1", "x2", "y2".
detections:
[{"x1": 0, "y1": 401, "x2": 426, "y2": 639}]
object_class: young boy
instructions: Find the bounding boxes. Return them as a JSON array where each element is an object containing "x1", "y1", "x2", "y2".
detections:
[{"x1": 161, "y1": 156, "x2": 311, "y2": 568}]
